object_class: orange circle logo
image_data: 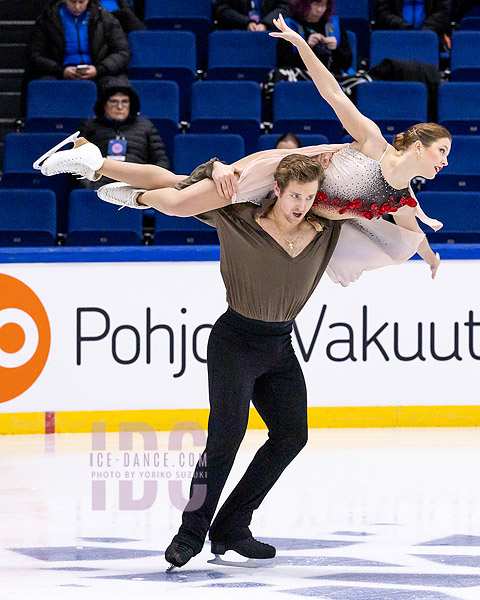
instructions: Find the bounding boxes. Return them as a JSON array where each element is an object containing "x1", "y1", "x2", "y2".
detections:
[{"x1": 0, "y1": 274, "x2": 51, "y2": 403}]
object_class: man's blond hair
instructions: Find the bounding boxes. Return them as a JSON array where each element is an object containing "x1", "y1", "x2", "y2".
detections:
[{"x1": 274, "y1": 154, "x2": 324, "y2": 193}]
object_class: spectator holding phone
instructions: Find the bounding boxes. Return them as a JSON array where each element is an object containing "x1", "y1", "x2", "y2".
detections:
[
  {"x1": 276, "y1": 0, "x2": 352, "y2": 75},
  {"x1": 27, "y1": 0, "x2": 131, "y2": 84}
]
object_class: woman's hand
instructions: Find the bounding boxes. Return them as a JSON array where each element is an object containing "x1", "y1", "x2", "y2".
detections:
[
  {"x1": 324, "y1": 36, "x2": 337, "y2": 50},
  {"x1": 430, "y1": 251, "x2": 440, "y2": 279},
  {"x1": 270, "y1": 13, "x2": 307, "y2": 47},
  {"x1": 212, "y1": 162, "x2": 242, "y2": 199},
  {"x1": 307, "y1": 32, "x2": 325, "y2": 47}
]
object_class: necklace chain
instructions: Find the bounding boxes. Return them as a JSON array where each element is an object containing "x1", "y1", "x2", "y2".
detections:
[{"x1": 273, "y1": 214, "x2": 303, "y2": 249}]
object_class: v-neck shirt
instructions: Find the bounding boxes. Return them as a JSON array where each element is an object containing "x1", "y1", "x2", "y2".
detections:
[{"x1": 197, "y1": 202, "x2": 342, "y2": 322}]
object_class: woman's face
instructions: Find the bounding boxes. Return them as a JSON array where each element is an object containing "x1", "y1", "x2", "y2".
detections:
[
  {"x1": 306, "y1": 0, "x2": 328, "y2": 22},
  {"x1": 104, "y1": 93, "x2": 131, "y2": 121},
  {"x1": 64, "y1": 0, "x2": 89, "y2": 16},
  {"x1": 417, "y1": 137, "x2": 451, "y2": 179}
]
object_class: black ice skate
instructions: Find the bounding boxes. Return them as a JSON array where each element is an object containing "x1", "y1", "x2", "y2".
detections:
[
  {"x1": 208, "y1": 536, "x2": 276, "y2": 568},
  {"x1": 165, "y1": 540, "x2": 196, "y2": 572}
]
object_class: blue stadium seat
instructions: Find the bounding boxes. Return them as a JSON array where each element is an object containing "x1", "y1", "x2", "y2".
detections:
[
  {"x1": 257, "y1": 133, "x2": 329, "y2": 151},
  {"x1": 342, "y1": 133, "x2": 395, "y2": 144},
  {"x1": 129, "y1": 80, "x2": 179, "y2": 159},
  {"x1": 207, "y1": 31, "x2": 277, "y2": 82},
  {"x1": 25, "y1": 80, "x2": 97, "y2": 132},
  {"x1": 438, "y1": 82, "x2": 480, "y2": 134},
  {"x1": 336, "y1": 0, "x2": 370, "y2": 57},
  {"x1": 144, "y1": 0, "x2": 211, "y2": 66},
  {"x1": 173, "y1": 134, "x2": 245, "y2": 175},
  {"x1": 190, "y1": 81, "x2": 261, "y2": 154},
  {"x1": 0, "y1": 189, "x2": 56, "y2": 246},
  {"x1": 459, "y1": 16, "x2": 480, "y2": 29},
  {"x1": 416, "y1": 191, "x2": 480, "y2": 242},
  {"x1": 346, "y1": 30, "x2": 357, "y2": 73},
  {"x1": 370, "y1": 30, "x2": 439, "y2": 67},
  {"x1": 450, "y1": 31, "x2": 480, "y2": 80},
  {"x1": 1, "y1": 133, "x2": 72, "y2": 233},
  {"x1": 423, "y1": 135, "x2": 480, "y2": 191},
  {"x1": 128, "y1": 30, "x2": 196, "y2": 120},
  {"x1": 272, "y1": 81, "x2": 343, "y2": 142},
  {"x1": 154, "y1": 213, "x2": 219, "y2": 245},
  {"x1": 356, "y1": 81, "x2": 428, "y2": 135},
  {"x1": 67, "y1": 189, "x2": 143, "y2": 246}
]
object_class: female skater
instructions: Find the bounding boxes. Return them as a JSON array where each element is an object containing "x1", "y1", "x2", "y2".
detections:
[{"x1": 35, "y1": 15, "x2": 450, "y2": 285}]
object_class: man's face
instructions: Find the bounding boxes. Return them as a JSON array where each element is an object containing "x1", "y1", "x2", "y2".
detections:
[
  {"x1": 104, "y1": 93, "x2": 131, "y2": 121},
  {"x1": 64, "y1": 0, "x2": 89, "y2": 16},
  {"x1": 273, "y1": 179, "x2": 319, "y2": 224}
]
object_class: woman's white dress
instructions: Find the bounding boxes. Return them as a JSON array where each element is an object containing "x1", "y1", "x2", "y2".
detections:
[{"x1": 231, "y1": 144, "x2": 442, "y2": 286}]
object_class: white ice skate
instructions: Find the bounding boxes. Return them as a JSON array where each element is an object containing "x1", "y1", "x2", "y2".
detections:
[
  {"x1": 33, "y1": 131, "x2": 104, "y2": 181},
  {"x1": 97, "y1": 182, "x2": 148, "y2": 210},
  {"x1": 207, "y1": 538, "x2": 276, "y2": 568}
]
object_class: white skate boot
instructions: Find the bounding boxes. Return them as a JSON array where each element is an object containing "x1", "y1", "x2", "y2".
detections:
[
  {"x1": 97, "y1": 182, "x2": 148, "y2": 210},
  {"x1": 33, "y1": 131, "x2": 104, "y2": 181}
]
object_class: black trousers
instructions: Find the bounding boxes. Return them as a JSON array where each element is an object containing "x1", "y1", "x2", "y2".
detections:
[{"x1": 175, "y1": 308, "x2": 308, "y2": 553}]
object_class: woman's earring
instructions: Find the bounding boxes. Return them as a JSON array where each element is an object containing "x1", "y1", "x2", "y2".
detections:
[{"x1": 416, "y1": 149, "x2": 421, "y2": 156}]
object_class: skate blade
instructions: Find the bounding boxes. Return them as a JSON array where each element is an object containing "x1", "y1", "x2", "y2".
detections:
[
  {"x1": 33, "y1": 131, "x2": 81, "y2": 170},
  {"x1": 166, "y1": 563, "x2": 177, "y2": 573},
  {"x1": 207, "y1": 554, "x2": 275, "y2": 568}
]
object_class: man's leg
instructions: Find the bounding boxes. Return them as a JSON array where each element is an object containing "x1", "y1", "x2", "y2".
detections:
[
  {"x1": 209, "y1": 347, "x2": 308, "y2": 543},
  {"x1": 166, "y1": 316, "x2": 259, "y2": 563}
]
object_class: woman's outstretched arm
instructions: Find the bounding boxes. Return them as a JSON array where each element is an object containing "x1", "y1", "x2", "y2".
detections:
[
  {"x1": 270, "y1": 14, "x2": 385, "y2": 149},
  {"x1": 393, "y1": 211, "x2": 440, "y2": 279}
]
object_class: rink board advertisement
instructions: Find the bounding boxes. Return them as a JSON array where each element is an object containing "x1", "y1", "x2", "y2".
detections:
[{"x1": 0, "y1": 258, "x2": 479, "y2": 427}]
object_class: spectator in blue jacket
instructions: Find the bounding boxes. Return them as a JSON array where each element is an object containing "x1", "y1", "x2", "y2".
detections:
[
  {"x1": 28, "y1": 0, "x2": 131, "y2": 84},
  {"x1": 374, "y1": 0, "x2": 451, "y2": 40}
]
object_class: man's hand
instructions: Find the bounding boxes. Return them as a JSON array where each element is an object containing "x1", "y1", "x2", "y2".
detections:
[
  {"x1": 212, "y1": 162, "x2": 242, "y2": 199},
  {"x1": 77, "y1": 65, "x2": 97, "y2": 80},
  {"x1": 63, "y1": 66, "x2": 80, "y2": 79},
  {"x1": 248, "y1": 21, "x2": 267, "y2": 31},
  {"x1": 316, "y1": 152, "x2": 334, "y2": 170}
]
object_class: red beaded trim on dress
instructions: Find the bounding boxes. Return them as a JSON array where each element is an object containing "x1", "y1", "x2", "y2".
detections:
[{"x1": 312, "y1": 191, "x2": 417, "y2": 220}]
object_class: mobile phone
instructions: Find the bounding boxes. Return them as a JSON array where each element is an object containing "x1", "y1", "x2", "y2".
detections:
[{"x1": 76, "y1": 64, "x2": 89, "y2": 72}]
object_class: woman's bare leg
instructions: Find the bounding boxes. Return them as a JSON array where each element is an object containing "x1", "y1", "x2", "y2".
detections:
[
  {"x1": 137, "y1": 178, "x2": 231, "y2": 217},
  {"x1": 98, "y1": 159, "x2": 185, "y2": 190}
]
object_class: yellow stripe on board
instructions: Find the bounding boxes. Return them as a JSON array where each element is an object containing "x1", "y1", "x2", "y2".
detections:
[
  {"x1": 0, "y1": 412, "x2": 46, "y2": 435},
  {"x1": 0, "y1": 406, "x2": 479, "y2": 435}
]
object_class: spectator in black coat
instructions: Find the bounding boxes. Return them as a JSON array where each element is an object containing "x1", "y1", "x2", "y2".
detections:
[
  {"x1": 77, "y1": 76, "x2": 170, "y2": 189},
  {"x1": 28, "y1": 0, "x2": 131, "y2": 84},
  {"x1": 276, "y1": 0, "x2": 352, "y2": 75},
  {"x1": 374, "y1": 0, "x2": 451, "y2": 39},
  {"x1": 214, "y1": 0, "x2": 291, "y2": 30},
  {"x1": 275, "y1": 133, "x2": 302, "y2": 148}
]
